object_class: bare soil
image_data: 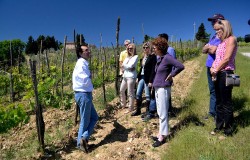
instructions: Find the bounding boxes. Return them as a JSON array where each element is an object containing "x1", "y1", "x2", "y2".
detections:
[{"x1": 0, "y1": 57, "x2": 202, "y2": 160}]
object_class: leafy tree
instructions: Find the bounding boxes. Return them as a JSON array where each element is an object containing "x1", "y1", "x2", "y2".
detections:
[
  {"x1": 50, "y1": 36, "x2": 58, "y2": 50},
  {"x1": 0, "y1": 41, "x2": 9, "y2": 62},
  {"x1": 0, "y1": 39, "x2": 25, "y2": 66},
  {"x1": 37, "y1": 35, "x2": 46, "y2": 52},
  {"x1": 56, "y1": 40, "x2": 63, "y2": 50},
  {"x1": 245, "y1": 34, "x2": 250, "y2": 43},
  {"x1": 76, "y1": 34, "x2": 87, "y2": 46},
  {"x1": 237, "y1": 36, "x2": 244, "y2": 42},
  {"x1": 195, "y1": 23, "x2": 210, "y2": 43},
  {"x1": 25, "y1": 36, "x2": 38, "y2": 54},
  {"x1": 45, "y1": 36, "x2": 58, "y2": 50},
  {"x1": 35, "y1": 35, "x2": 61, "y2": 52},
  {"x1": 143, "y1": 34, "x2": 154, "y2": 43}
]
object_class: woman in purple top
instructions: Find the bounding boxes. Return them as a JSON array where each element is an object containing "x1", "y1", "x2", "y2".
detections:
[{"x1": 151, "y1": 37, "x2": 184, "y2": 147}]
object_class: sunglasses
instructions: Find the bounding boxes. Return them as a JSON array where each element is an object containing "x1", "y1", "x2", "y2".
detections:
[
  {"x1": 215, "y1": 28, "x2": 222, "y2": 32},
  {"x1": 218, "y1": 20, "x2": 222, "y2": 24},
  {"x1": 82, "y1": 49, "x2": 89, "y2": 52},
  {"x1": 128, "y1": 48, "x2": 133, "y2": 50},
  {"x1": 143, "y1": 47, "x2": 149, "y2": 49},
  {"x1": 212, "y1": 19, "x2": 223, "y2": 25}
]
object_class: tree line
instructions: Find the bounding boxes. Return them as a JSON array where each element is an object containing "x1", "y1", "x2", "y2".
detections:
[
  {"x1": 0, "y1": 33, "x2": 88, "y2": 67},
  {"x1": 195, "y1": 23, "x2": 248, "y2": 43},
  {"x1": 25, "y1": 35, "x2": 62, "y2": 54}
]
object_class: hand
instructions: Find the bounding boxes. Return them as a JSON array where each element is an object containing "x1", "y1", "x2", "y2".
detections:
[
  {"x1": 130, "y1": 67, "x2": 135, "y2": 71},
  {"x1": 165, "y1": 74, "x2": 173, "y2": 81},
  {"x1": 212, "y1": 76, "x2": 217, "y2": 81},
  {"x1": 148, "y1": 83, "x2": 152, "y2": 87},
  {"x1": 210, "y1": 67, "x2": 218, "y2": 77},
  {"x1": 202, "y1": 44, "x2": 209, "y2": 53}
]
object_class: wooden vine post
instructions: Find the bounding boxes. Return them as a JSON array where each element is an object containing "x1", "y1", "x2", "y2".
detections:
[
  {"x1": 10, "y1": 41, "x2": 13, "y2": 68},
  {"x1": 115, "y1": 17, "x2": 120, "y2": 95},
  {"x1": 99, "y1": 33, "x2": 106, "y2": 103},
  {"x1": 102, "y1": 47, "x2": 107, "y2": 103},
  {"x1": 29, "y1": 59, "x2": 45, "y2": 151},
  {"x1": 18, "y1": 47, "x2": 21, "y2": 74},
  {"x1": 9, "y1": 41, "x2": 14, "y2": 102},
  {"x1": 61, "y1": 36, "x2": 67, "y2": 103},
  {"x1": 38, "y1": 40, "x2": 43, "y2": 71},
  {"x1": 74, "y1": 30, "x2": 80, "y2": 125},
  {"x1": 45, "y1": 50, "x2": 50, "y2": 76},
  {"x1": 9, "y1": 73, "x2": 14, "y2": 102}
]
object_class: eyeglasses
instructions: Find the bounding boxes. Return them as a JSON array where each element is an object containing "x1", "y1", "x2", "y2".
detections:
[{"x1": 143, "y1": 47, "x2": 149, "y2": 49}]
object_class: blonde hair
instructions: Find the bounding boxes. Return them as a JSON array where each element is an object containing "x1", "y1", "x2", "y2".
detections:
[
  {"x1": 215, "y1": 20, "x2": 233, "y2": 40},
  {"x1": 142, "y1": 42, "x2": 152, "y2": 55},
  {"x1": 127, "y1": 43, "x2": 137, "y2": 56}
]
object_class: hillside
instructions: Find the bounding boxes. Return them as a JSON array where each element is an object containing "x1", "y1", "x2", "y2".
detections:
[{"x1": 0, "y1": 56, "x2": 202, "y2": 160}]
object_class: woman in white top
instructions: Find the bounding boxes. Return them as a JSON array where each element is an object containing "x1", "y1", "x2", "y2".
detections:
[{"x1": 120, "y1": 43, "x2": 138, "y2": 113}]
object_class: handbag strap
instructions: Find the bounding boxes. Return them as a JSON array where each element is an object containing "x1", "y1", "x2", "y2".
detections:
[{"x1": 234, "y1": 59, "x2": 236, "y2": 73}]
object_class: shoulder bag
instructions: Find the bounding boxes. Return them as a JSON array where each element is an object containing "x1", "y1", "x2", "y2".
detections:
[{"x1": 225, "y1": 73, "x2": 240, "y2": 87}]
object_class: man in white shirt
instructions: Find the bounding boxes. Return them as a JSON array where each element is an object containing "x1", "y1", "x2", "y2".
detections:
[{"x1": 72, "y1": 45, "x2": 98, "y2": 153}]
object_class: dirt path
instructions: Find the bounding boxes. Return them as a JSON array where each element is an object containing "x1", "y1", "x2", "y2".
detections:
[
  {"x1": 61, "y1": 57, "x2": 203, "y2": 160},
  {"x1": 0, "y1": 56, "x2": 203, "y2": 160},
  {"x1": 241, "y1": 52, "x2": 250, "y2": 58}
]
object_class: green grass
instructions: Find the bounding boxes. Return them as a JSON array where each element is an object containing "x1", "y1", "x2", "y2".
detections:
[
  {"x1": 162, "y1": 47, "x2": 250, "y2": 160},
  {"x1": 93, "y1": 84, "x2": 116, "y2": 110}
]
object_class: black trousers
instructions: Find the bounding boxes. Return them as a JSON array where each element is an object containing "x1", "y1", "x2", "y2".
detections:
[{"x1": 214, "y1": 71, "x2": 234, "y2": 133}]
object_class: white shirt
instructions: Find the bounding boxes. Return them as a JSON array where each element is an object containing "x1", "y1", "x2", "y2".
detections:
[
  {"x1": 122, "y1": 55, "x2": 138, "y2": 78},
  {"x1": 72, "y1": 58, "x2": 93, "y2": 92}
]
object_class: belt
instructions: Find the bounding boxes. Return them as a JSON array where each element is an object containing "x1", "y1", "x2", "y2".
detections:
[
  {"x1": 220, "y1": 70, "x2": 234, "y2": 74},
  {"x1": 74, "y1": 91, "x2": 91, "y2": 93}
]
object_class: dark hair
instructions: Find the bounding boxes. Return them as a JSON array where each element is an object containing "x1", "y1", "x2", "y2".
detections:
[
  {"x1": 76, "y1": 45, "x2": 82, "y2": 58},
  {"x1": 158, "y1": 33, "x2": 169, "y2": 41},
  {"x1": 76, "y1": 44, "x2": 88, "y2": 59}
]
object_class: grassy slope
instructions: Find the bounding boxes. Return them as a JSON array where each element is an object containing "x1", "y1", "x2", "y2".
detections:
[{"x1": 162, "y1": 47, "x2": 250, "y2": 160}]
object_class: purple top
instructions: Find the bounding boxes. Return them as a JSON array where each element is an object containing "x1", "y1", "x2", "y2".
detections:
[
  {"x1": 153, "y1": 54, "x2": 184, "y2": 88},
  {"x1": 206, "y1": 34, "x2": 221, "y2": 67}
]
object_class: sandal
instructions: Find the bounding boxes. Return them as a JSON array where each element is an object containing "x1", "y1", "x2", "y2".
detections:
[{"x1": 152, "y1": 139, "x2": 166, "y2": 147}]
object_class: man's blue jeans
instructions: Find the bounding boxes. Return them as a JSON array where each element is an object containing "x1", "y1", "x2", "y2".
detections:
[
  {"x1": 75, "y1": 92, "x2": 98, "y2": 147},
  {"x1": 136, "y1": 76, "x2": 150, "y2": 101},
  {"x1": 207, "y1": 67, "x2": 216, "y2": 116}
]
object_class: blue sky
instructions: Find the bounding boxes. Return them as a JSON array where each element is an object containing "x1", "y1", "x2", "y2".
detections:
[{"x1": 0, "y1": 0, "x2": 249, "y2": 46}]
